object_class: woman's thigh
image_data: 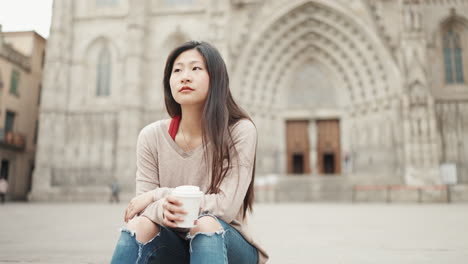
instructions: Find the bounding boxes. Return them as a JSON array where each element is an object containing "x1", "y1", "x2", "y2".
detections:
[{"x1": 218, "y1": 219, "x2": 258, "y2": 264}]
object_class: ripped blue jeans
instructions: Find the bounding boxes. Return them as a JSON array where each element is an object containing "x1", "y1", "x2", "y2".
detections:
[{"x1": 110, "y1": 214, "x2": 258, "y2": 264}]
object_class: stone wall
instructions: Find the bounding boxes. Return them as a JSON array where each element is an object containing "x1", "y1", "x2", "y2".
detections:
[
  {"x1": 31, "y1": 0, "x2": 468, "y2": 201},
  {"x1": 435, "y1": 102, "x2": 468, "y2": 184}
]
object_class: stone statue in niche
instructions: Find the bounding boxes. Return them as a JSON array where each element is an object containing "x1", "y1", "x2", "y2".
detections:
[
  {"x1": 403, "y1": 6, "x2": 422, "y2": 31},
  {"x1": 408, "y1": 81, "x2": 427, "y2": 106}
]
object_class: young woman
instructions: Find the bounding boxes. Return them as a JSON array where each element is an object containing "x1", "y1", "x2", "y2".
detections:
[{"x1": 110, "y1": 41, "x2": 268, "y2": 263}]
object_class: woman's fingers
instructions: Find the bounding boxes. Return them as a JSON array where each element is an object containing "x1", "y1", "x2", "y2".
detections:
[
  {"x1": 163, "y1": 209, "x2": 182, "y2": 228},
  {"x1": 166, "y1": 195, "x2": 183, "y2": 206},
  {"x1": 163, "y1": 217, "x2": 179, "y2": 228},
  {"x1": 124, "y1": 207, "x2": 132, "y2": 223},
  {"x1": 123, "y1": 192, "x2": 156, "y2": 223},
  {"x1": 162, "y1": 197, "x2": 186, "y2": 228},
  {"x1": 124, "y1": 201, "x2": 136, "y2": 223},
  {"x1": 164, "y1": 209, "x2": 184, "y2": 222},
  {"x1": 126, "y1": 209, "x2": 137, "y2": 222},
  {"x1": 164, "y1": 200, "x2": 187, "y2": 215}
]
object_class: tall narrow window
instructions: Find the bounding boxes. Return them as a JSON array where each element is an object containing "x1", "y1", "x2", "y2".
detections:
[
  {"x1": 1, "y1": 160, "x2": 10, "y2": 180},
  {"x1": 443, "y1": 30, "x2": 464, "y2": 84},
  {"x1": 41, "y1": 51, "x2": 46, "y2": 69},
  {"x1": 454, "y1": 33, "x2": 464, "y2": 83},
  {"x1": 96, "y1": 0, "x2": 118, "y2": 6},
  {"x1": 96, "y1": 47, "x2": 111, "y2": 97},
  {"x1": 38, "y1": 84, "x2": 42, "y2": 105},
  {"x1": 34, "y1": 120, "x2": 39, "y2": 145},
  {"x1": 5, "y1": 111, "x2": 15, "y2": 132},
  {"x1": 10, "y1": 70, "x2": 20, "y2": 95},
  {"x1": 0, "y1": 68, "x2": 4, "y2": 88},
  {"x1": 166, "y1": 0, "x2": 195, "y2": 4}
]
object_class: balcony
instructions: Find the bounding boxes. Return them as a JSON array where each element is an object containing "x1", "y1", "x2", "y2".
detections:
[{"x1": 0, "y1": 129, "x2": 26, "y2": 151}]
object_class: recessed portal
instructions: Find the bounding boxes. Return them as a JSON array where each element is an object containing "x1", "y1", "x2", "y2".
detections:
[
  {"x1": 322, "y1": 153, "x2": 336, "y2": 174},
  {"x1": 317, "y1": 119, "x2": 341, "y2": 175},
  {"x1": 1, "y1": 159, "x2": 10, "y2": 180},
  {"x1": 292, "y1": 153, "x2": 305, "y2": 174},
  {"x1": 286, "y1": 120, "x2": 311, "y2": 174}
]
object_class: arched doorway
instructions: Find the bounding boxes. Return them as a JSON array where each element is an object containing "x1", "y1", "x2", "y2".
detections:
[{"x1": 233, "y1": 0, "x2": 401, "y2": 177}]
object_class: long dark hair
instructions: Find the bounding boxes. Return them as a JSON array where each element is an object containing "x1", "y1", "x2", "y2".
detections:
[{"x1": 163, "y1": 41, "x2": 256, "y2": 217}]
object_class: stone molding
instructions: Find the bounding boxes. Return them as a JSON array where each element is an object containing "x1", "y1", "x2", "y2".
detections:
[
  {"x1": 234, "y1": 1, "x2": 398, "y2": 110},
  {"x1": 0, "y1": 41, "x2": 31, "y2": 72}
]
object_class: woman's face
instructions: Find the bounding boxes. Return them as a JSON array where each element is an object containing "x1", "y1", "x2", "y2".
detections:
[{"x1": 170, "y1": 49, "x2": 210, "y2": 108}]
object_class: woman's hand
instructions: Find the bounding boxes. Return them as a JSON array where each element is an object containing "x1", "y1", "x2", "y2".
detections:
[
  {"x1": 124, "y1": 191, "x2": 154, "y2": 222},
  {"x1": 162, "y1": 195, "x2": 187, "y2": 228}
]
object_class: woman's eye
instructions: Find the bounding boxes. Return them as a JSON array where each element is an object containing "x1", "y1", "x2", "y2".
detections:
[
  {"x1": 193, "y1": 67, "x2": 202, "y2": 71},
  {"x1": 173, "y1": 69, "x2": 181, "y2": 73}
]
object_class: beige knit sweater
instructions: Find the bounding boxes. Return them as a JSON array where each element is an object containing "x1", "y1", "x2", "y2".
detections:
[{"x1": 137, "y1": 118, "x2": 268, "y2": 263}]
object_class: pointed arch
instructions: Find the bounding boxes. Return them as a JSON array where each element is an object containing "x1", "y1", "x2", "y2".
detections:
[
  {"x1": 233, "y1": 0, "x2": 400, "y2": 110},
  {"x1": 161, "y1": 29, "x2": 190, "y2": 58},
  {"x1": 440, "y1": 15, "x2": 468, "y2": 84}
]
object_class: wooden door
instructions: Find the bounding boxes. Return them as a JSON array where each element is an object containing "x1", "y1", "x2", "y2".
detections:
[
  {"x1": 317, "y1": 119, "x2": 341, "y2": 174},
  {"x1": 286, "y1": 120, "x2": 311, "y2": 174}
]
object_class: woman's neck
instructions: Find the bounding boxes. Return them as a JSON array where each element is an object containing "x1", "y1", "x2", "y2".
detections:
[{"x1": 180, "y1": 105, "x2": 203, "y2": 138}]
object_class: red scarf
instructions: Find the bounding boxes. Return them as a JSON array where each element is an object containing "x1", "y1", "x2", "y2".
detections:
[{"x1": 168, "y1": 115, "x2": 181, "y2": 140}]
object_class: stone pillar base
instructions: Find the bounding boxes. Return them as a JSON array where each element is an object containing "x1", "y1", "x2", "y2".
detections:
[{"x1": 28, "y1": 187, "x2": 134, "y2": 202}]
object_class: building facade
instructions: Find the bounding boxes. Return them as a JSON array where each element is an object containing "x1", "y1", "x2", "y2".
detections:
[
  {"x1": 30, "y1": 0, "x2": 468, "y2": 201},
  {"x1": 0, "y1": 27, "x2": 45, "y2": 200}
]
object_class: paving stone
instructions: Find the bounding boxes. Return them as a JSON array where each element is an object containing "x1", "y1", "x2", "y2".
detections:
[{"x1": 0, "y1": 203, "x2": 468, "y2": 263}]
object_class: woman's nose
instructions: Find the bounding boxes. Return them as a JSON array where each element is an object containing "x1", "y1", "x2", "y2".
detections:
[{"x1": 181, "y1": 70, "x2": 191, "y2": 83}]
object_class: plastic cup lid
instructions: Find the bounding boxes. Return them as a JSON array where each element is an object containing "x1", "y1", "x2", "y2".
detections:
[{"x1": 172, "y1": 185, "x2": 203, "y2": 197}]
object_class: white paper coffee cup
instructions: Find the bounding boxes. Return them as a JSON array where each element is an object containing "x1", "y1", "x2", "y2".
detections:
[{"x1": 172, "y1": 185, "x2": 203, "y2": 228}]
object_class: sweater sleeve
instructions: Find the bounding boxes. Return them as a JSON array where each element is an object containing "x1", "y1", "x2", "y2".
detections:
[
  {"x1": 135, "y1": 125, "x2": 159, "y2": 196},
  {"x1": 135, "y1": 124, "x2": 172, "y2": 224},
  {"x1": 200, "y1": 120, "x2": 257, "y2": 223}
]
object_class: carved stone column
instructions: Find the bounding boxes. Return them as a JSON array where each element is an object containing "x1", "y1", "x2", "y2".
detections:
[
  {"x1": 207, "y1": 0, "x2": 229, "y2": 64},
  {"x1": 400, "y1": 1, "x2": 440, "y2": 185},
  {"x1": 114, "y1": 0, "x2": 149, "y2": 193},
  {"x1": 308, "y1": 120, "x2": 318, "y2": 175},
  {"x1": 30, "y1": 0, "x2": 74, "y2": 200}
]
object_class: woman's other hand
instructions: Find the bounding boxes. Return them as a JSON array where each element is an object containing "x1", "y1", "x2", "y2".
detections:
[
  {"x1": 162, "y1": 195, "x2": 187, "y2": 228},
  {"x1": 124, "y1": 191, "x2": 154, "y2": 223}
]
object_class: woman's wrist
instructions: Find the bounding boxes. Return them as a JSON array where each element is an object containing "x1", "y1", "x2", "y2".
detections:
[{"x1": 148, "y1": 190, "x2": 156, "y2": 203}]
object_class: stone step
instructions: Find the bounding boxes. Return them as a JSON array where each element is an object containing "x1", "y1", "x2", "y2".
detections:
[
  {"x1": 255, "y1": 175, "x2": 468, "y2": 203},
  {"x1": 256, "y1": 175, "x2": 353, "y2": 202},
  {"x1": 28, "y1": 187, "x2": 134, "y2": 203}
]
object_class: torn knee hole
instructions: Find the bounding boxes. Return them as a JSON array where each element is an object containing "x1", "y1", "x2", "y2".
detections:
[
  {"x1": 191, "y1": 229, "x2": 225, "y2": 237},
  {"x1": 120, "y1": 227, "x2": 137, "y2": 237},
  {"x1": 120, "y1": 227, "x2": 161, "y2": 245},
  {"x1": 190, "y1": 216, "x2": 223, "y2": 235}
]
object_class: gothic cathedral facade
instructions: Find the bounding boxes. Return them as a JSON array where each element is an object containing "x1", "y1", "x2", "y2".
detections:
[{"x1": 31, "y1": 0, "x2": 468, "y2": 200}]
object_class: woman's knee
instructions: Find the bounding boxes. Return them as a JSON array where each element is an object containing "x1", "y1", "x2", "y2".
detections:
[
  {"x1": 190, "y1": 216, "x2": 223, "y2": 236},
  {"x1": 126, "y1": 216, "x2": 160, "y2": 243}
]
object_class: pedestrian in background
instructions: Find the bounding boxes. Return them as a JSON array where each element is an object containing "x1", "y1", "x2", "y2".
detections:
[
  {"x1": 0, "y1": 177, "x2": 8, "y2": 204},
  {"x1": 109, "y1": 178, "x2": 120, "y2": 203}
]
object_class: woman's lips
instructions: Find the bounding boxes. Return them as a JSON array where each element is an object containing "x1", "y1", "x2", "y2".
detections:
[{"x1": 179, "y1": 86, "x2": 194, "y2": 92}]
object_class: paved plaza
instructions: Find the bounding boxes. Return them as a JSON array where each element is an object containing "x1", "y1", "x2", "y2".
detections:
[{"x1": 0, "y1": 202, "x2": 467, "y2": 263}]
